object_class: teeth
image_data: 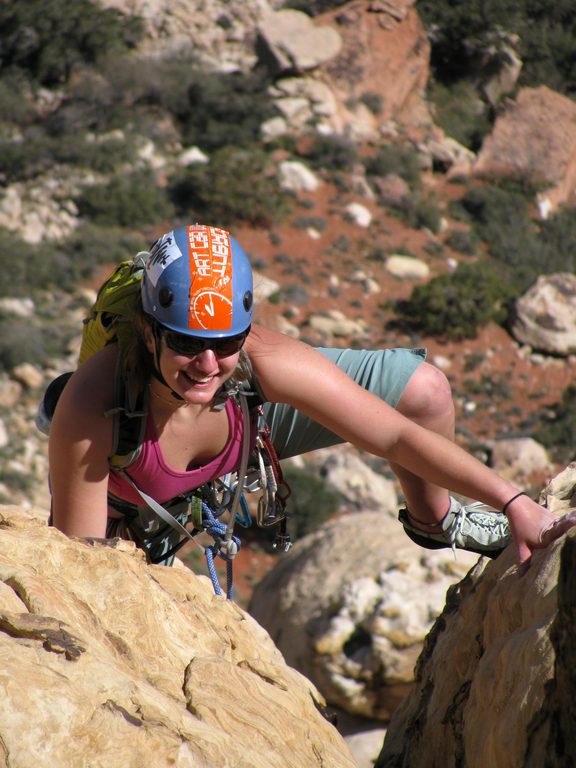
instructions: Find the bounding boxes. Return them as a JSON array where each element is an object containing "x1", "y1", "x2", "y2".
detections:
[{"x1": 184, "y1": 372, "x2": 213, "y2": 384}]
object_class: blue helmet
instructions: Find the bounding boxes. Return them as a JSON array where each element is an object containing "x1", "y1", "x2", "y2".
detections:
[{"x1": 141, "y1": 224, "x2": 253, "y2": 338}]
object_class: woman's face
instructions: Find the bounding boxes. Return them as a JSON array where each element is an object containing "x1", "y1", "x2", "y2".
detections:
[{"x1": 144, "y1": 324, "x2": 244, "y2": 405}]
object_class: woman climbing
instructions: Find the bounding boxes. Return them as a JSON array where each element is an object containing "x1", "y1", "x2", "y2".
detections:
[{"x1": 48, "y1": 223, "x2": 575, "y2": 572}]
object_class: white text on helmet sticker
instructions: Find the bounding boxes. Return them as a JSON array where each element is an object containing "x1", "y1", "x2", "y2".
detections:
[
  {"x1": 187, "y1": 225, "x2": 233, "y2": 331},
  {"x1": 146, "y1": 232, "x2": 183, "y2": 287}
]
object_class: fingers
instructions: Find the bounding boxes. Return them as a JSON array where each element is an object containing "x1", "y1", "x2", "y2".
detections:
[
  {"x1": 539, "y1": 511, "x2": 576, "y2": 546},
  {"x1": 512, "y1": 509, "x2": 576, "y2": 565},
  {"x1": 515, "y1": 541, "x2": 533, "y2": 566}
]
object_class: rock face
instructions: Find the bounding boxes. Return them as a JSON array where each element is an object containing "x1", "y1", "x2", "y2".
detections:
[
  {"x1": 97, "y1": 0, "x2": 277, "y2": 71},
  {"x1": 474, "y1": 86, "x2": 576, "y2": 214},
  {"x1": 0, "y1": 506, "x2": 356, "y2": 768},
  {"x1": 249, "y1": 510, "x2": 478, "y2": 720},
  {"x1": 376, "y1": 464, "x2": 576, "y2": 768},
  {"x1": 316, "y1": 0, "x2": 434, "y2": 138},
  {"x1": 511, "y1": 273, "x2": 576, "y2": 356}
]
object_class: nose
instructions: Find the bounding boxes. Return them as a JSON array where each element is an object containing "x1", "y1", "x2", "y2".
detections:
[{"x1": 190, "y1": 348, "x2": 218, "y2": 370}]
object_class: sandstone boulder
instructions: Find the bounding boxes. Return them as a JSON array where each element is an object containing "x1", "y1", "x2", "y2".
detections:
[
  {"x1": 0, "y1": 506, "x2": 356, "y2": 768},
  {"x1": 511, "y1": 273, "x2": 576, "y2": 356},
  {"x1": 256, "y1": 9, "x2": 342, "y2": 74},
  {"x1": 376, "y1": 467, "x2": 576, "y2": 768},
  {"x1": 474, "y1": 86, "x2": 576, "y2": 214},
  {"x1": 249, "y1": 510, "x2": 479, "y2": 720}
]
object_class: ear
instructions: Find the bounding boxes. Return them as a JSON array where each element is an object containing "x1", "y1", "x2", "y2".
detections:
[{"x1": 142, "y1": 322, "x2": 156, "y2": 354}]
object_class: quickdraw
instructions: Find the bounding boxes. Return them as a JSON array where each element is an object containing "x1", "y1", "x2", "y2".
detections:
[{"x1": 243, "y1": 416, "x2": 292, "y2": 552}]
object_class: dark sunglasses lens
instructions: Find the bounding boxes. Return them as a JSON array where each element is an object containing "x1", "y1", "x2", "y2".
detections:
[{"x1": 164, "y1": 331, "x2": 245, "y2": 357}]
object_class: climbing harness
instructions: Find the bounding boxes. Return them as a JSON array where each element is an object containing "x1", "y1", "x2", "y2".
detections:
[{"x1": 115, "y1": 391, "x2": 292, "y2": 599}]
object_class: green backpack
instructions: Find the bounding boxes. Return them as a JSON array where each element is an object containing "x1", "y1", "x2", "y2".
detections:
[
  {"x1": 78, "y1": 256, "x2": 145, "y2": 366},
  {"x1": 37, "y1": 255, "x2": 150, "y2": 467}
]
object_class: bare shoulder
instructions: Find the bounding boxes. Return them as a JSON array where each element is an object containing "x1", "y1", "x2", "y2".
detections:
[
  {"x1": 245, "y1": 324, "x2": 304, "y2": 358},
  {"x1": 51, "y1": 344, "x2": 119, "y2": 434},
  {"x1": 244, "y1": 324, "x2": 352, "y2": 405}
]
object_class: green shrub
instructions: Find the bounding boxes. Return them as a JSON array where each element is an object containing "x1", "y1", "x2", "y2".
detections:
[
  {"x1": 168, "y1": 146, "x2": 289, "y2": 228},
  {"x1": 445, "y1": 228, "x2": 479, "y2": 255},
  {"x1": 0, "y1": 0, "x2": 143, "y2": 87},
  {"x1": 533, "y1": 385, "x2": 576, "y2": 463},
  {"x1": 416, "y1": 0, "x2": 576, "y2": 98},
  {"x1": 0, "y1": 231, "x2": 63, "y2": 296},
  {"x1": 175, "y1": 68, "x2": 275, "y2": 151},
  {"x1": 0, "y1": 319, "x2": 47, "y2": 369},
  {"x1": 403, "y1": 195, "x2": 442, "y2": 233},
  {"x1": 0, "y1": 72, "x2": 37, "y2": 125},
  {"x1": 0, "y1": 128, "x2": 140, "y2": 183},
  {"x1": 537, "y1": 207, "x2": 576, "y2": 273},
  {"x1": 455, "y1": 185, "x2": 576, "y2": 286},
  {"x1": 76, "y1": 171, "x2": 174, "y2": 227},
  {"x1": 393, "y1": 261, "x2": 513, "y2": 340},
  {"x1": 282, "y1": 0, "x2": 349, "y2": 15},
  {"x1": 426, "y1": 80, "x2": 492, "y2": 151},
  {"x1": 301, "y1": 134, "x2": 358, "y2": 173},
  {"x1": 359, "y1": 91, "x2": 384, "y2": 115},
  {"x1": 293, "y1": 216, "x2": 327, "y2": 232},
  {"x1": 0, "y1": 225, "x2": 141, "y2": 298},
  {"x1": 364, "y1": 144, "x2": 422, "y2": 188},
  {"x1": 61, "y1": 224, "x2": 143, "y2": 279},
  {"x1": 452, "y1": 184, "x2": 540, "y2": 280},
  {"x1": 282, "y1": 465, "x2": 340, "y2": 541}
]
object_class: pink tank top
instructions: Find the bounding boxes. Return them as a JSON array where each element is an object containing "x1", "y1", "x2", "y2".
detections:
[{"x1": 108, "y1": 398, "x2": 256, "y2": 506}]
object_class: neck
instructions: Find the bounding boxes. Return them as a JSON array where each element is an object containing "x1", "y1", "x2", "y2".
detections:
[{"x1": 148, "y1": 381, "x2": 189, "y2": 409}]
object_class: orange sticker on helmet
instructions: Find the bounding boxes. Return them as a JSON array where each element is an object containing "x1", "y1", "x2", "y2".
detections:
[{"x1": 186, "y1": 225, "x2": 233, "y2": 331}]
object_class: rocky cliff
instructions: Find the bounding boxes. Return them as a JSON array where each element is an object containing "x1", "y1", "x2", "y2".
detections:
[
  {"x1": 0, "y1": 505, "x2": 356, "y2": 768},
  {"x1": 376, "y1": 464, "x2": 576, "y2": 768}
]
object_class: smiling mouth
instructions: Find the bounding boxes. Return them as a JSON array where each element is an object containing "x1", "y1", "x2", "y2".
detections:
[{"x1": 181, "y1": 371, "x2": 214, "y2": 385}]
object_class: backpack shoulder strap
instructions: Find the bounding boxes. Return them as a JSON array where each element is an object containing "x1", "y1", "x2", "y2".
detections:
[
  {"x1": 241, "y1": 349, "x2": 266, "y2": 407},
  {"x1": 105, "y1": 355, "x2": 148, "y2": 470}
]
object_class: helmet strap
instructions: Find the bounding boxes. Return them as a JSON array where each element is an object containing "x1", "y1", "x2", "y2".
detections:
[{"x1": 150, "y1": 321, "x2": 185, "y2": 402}]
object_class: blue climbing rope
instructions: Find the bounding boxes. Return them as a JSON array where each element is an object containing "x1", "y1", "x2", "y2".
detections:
[{"x1": 201, "y1": 501, "x2": 240, "y2": 600}]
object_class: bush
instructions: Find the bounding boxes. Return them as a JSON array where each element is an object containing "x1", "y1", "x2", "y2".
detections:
[
  {"x1": 175, "y1": 68, "x2": 275, "y2": 152},
  {"x1": 426, "y1": 80, "x2": 492, "y2": 151},
  {"x1": 0, "y1": 72, "x2": 37, "y2": 125},
  {"x1": 359, "y1": 91, "x2": 384, "y2": 115},
  {"x1": 455, "y1": 185, "x2": 576, "y2": 287},
  {"x1": 402, "y1": 195, "x2": 442, "y2": 233},
  {"x1": 0, "y1": 225, "x2": 142, "y2": 298},
  {"x1": 283, "y1": 0, "x2": 349, "y2": 15},
  {"x1": 0, "y1": 319, "x2": 47, "y2": 369},
  {"x1": 364, "y1": 144, "x2": 422, "y2": 188},
  {"x1": 282, "y1": 465, "x2": 340, "y2": 541},
  {"x1": 416, "y1": 0, "x2": 576, "y2": 98},
  {"x1": 76, "y1": 171, "x2": 174, "y2": 227},
  {"x1": 445, "y1": 228, "x2": 479, "y2": 255},
  {"x1": 61, "y1": 224, "x2": 144, "y2": 279},
  {"x1": 452, "y1": 184, "x2": 540, "y2": 280},
  {"x1": 301, "y1": 134, "x2": 358, "y2": 173},
  {"x1": 169, "y1": 146, "x2": 289, "y2": 228},
  {"x1": 533, "y1": 385, "x2": 576, "y2": 464},
  {"x1": 537, "y1": 207, "x2": 576, "y2": 273},
  {"x1": 393, "y1": 261, "x2": 514, "y2": 340},
  {"x1": 0, "y1": 0, "x2": 143, "y2": 87}
]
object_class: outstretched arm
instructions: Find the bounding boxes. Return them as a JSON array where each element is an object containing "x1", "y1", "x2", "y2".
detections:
[
  {"x1": 49, "y1": 347, "x2": 117, "y2": 538},
  {"x1": 246, "y1": 325, "x2": 574, "y2": 562}
]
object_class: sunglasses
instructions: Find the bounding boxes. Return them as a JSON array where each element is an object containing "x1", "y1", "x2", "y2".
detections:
[{"x1": 162, "y1": 328, "x2": 248, "y2": 358}]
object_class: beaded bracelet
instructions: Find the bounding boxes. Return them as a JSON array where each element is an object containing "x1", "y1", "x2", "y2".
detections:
[{"x1": 501, "y1": 491, "x2": 528, "y2": 516}]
